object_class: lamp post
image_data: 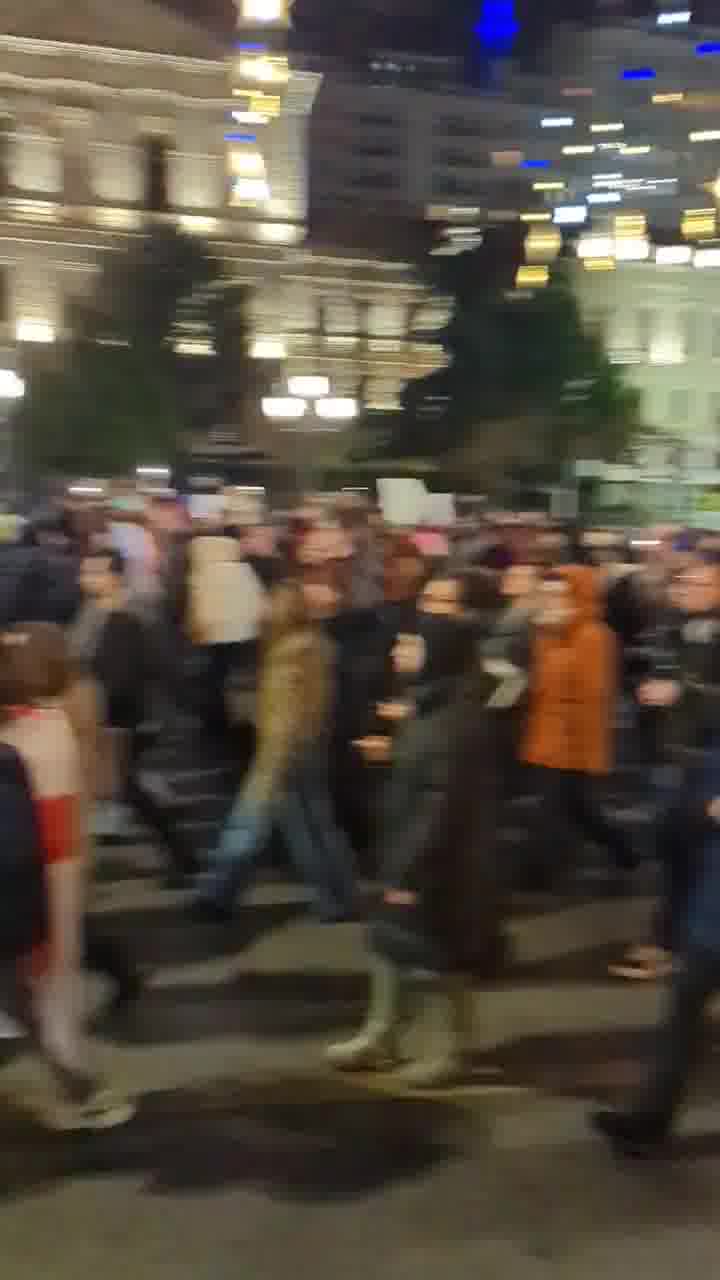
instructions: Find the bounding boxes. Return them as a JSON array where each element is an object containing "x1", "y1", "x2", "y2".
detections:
[{"x1": 262, "y1": 378, "x2": 359, "y2": 492}]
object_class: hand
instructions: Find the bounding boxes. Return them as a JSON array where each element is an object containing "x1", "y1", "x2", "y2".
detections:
[
  {"x1": 376, "y1": 700, "x2": 411, "y2": 723},
  {"x1": 638, "y1": 679, "x2": 681, "y2": 708},
  {"x1": 384, "y1": 888, "x2": 418, "y2": 907},
  {"x1": 353, "y1": 735, "x2": 391, "y2": 765},
  {"x1": 708, "y1": 798, "x2": 720, "y2": 824}
]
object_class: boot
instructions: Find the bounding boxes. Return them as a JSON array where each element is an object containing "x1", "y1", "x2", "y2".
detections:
[
  {"x1": 326, "y1": 957, "x2": 408, "y2": 1072},
  {"x1": 396, "y1": 974, "x2": 475, "y2": 1090}
]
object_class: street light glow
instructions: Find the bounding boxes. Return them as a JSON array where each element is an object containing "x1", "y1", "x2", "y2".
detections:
[
  {"x1": 243, "y1": 0, "x2": 284, "y2": 20},
  {"x1": 288, "y1": 376, "x2": 330, "y2": 398},
  {"x1": 0, "y1": 370, "x2": 25, "y2": 399},
  {"x1": 315, "y1": 398, "x2": 359, "y2": 420},
  {"x1": 262, "y1": 396, "x2": 307, "y2": 419},
  {"x1": 657, "y1": 10, "x2": 691, "y2": 24}
]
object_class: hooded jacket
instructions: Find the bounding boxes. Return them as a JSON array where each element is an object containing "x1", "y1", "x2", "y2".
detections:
[
  {"x1": 371, "y1": 617, "x2": 510, "y2": 976},
  {"x1": 522, "y1": 566, "x2": 616, "y2": 776}
]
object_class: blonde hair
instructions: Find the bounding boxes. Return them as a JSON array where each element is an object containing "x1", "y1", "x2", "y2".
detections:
[{"x1": 262, "y1": 580, "x2": 310, "y2": 652}]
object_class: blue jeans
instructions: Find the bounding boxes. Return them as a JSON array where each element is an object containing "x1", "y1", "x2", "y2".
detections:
[{"x1": 197, "y1": 744, "x2": 356, "y2": 917}]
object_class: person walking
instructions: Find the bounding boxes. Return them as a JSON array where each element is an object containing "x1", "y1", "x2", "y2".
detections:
[
  {"x1": 521, "y1": 566, "x2": 636, "y2": 889},
  {"x1": 328, "y1": 611, "x2": 511, "y2": 1088},
  {"x1": 611, "y1": 556, "x2": 720, "y2": 981},
  {"x1": 70, "y1": 548, "x2": 195, "y2": 880},
  {"x1": 0, "y1": 626, "x2": 134, "y2": 1130},
  {"x1": 185, "y1": 528, "x2": 266, "y2": 742},
  {"x1": 592, "y1": 732, "x2": 720, "y2": 1157},
  {"x1": 192, "y1": 580, "x2": 356, "y2": 923}
]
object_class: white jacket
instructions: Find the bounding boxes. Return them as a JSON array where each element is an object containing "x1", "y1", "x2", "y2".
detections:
[{"x1": 188, "y1": 535, "x2": 265, "y2": 646}]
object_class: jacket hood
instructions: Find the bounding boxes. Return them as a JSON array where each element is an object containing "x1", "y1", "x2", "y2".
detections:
[{"x1": 557, "y1": 565, "x2": 601, "y2": 626}]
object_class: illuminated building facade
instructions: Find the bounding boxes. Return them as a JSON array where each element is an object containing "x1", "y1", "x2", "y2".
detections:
[{"x1": 0, "y1": 0, "x2": 445, "y2": 439}]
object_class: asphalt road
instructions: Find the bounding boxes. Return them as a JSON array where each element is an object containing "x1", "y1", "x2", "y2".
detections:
[{"x1": 3, "y1": 837, "x2": 720, "y2": 1280}]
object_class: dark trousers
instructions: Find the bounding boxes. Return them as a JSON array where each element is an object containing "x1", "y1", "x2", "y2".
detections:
[
  {"x1": 653, "y1": 782, "x2": 707, "y2": 953},
  {"x1": 83, "y1": 918, "x2": 137, "y2": 993},
  {"x1": 531, "y1": 767, "x2": 635, "y2": 885},
  {"x1": 633, "y1": 946, "x2": 720, "y2": 1132},
  {"x1": 125, "y1": 727, "x2": 195, "y2": 876}
]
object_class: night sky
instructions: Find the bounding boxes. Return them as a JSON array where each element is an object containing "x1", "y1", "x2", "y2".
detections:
[{"x1": 164, "y1": 1, "x2": 718, "y2": 56}]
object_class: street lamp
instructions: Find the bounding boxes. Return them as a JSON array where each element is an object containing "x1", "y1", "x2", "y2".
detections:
[
  {"x1": 288, "y1": 375, "x2": 330, "y2": 398},
  {"x1": 261, "y1": 396, "x2": 307, "y2": 420},
  {"x1": 315, "y1": 397, "x2": 359, "y2": 421}
]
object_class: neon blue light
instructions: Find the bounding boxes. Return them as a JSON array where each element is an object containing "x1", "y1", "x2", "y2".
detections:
[
  {"x1": 621, "y1": 68, "x2": 656, "y2": 80},
  {"x1": 697, "y1": 43, "x2": 720, "y2": 55},
  {"x1": 522, "y1": 159, "x2": 550, "y2": 169},
  {"x1": 224, "y1": 133, "x2": 257, "y2": 143},
  {"x1": 474, "y1": 0, "x2": 520, "y2": 56},
  {"x1": 235, "y1": 41, "x2": 267, "y2": 51}
]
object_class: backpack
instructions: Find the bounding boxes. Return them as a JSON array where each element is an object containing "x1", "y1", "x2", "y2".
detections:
[{"x1": 0, "y1": 744, "x2": 47, "y2": 961}]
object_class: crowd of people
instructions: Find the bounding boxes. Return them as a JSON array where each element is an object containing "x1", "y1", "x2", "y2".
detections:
[{"x1": 2, "y1": 489, "x2": 720, "y2": 1159}]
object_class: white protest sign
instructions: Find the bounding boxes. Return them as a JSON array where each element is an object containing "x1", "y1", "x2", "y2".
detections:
[{"x1": 377, "y1": 478, "x2": 427, "y2": 526}]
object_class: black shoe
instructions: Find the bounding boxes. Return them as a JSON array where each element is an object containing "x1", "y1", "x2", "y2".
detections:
[
  {"x1": 108, "y1": 970, "x2": 146, "y2": 1019},
  {"x1": 187, "y1": 898, "x2": 235, "y2": 924},
  {"x1": 590, "y1": 1108, "x2": 669, "y2": 1159}
]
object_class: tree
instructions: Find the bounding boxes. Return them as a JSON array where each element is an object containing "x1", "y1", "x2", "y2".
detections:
[
  {"x1": 368, "y1": 226, "x2": 643, "y2": 484},
  {"x1": 20, "y1": 226, "x2": 253, "y2": 476}
]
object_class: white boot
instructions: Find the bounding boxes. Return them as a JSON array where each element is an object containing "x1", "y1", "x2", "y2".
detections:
[
  {"x1": 396, "y1": 975, "x2": 476, "y2": 1090},
  {"x1": 327, "y1": 958, "x2": 408, "y2": 1072}
]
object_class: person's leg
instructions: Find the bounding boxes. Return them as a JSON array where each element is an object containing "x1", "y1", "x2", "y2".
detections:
[
  {"x1": 125, "y1": 728, "x2": 196, "y2": 879},
  {"x1": 83, "y1": 917, "x2": 143, "y2": 1012},
  {"x1": 193, "y1": 787, "x2": 271, "y2": 915},
  {"x1": 277, "y1": 756, "x2": 356, "y2": 920},
  {"x1": 654, "y1": 783, "x2": 705, "y2": 955},
  {"x1": 569, "y1": 773, "x2": 637, "y2": 873},
  {"x1": 293, "y1": 748, "x2": 357, "y2": 915},
  {"x1": 524, "y1": 767, "x2": 575, "y2": 890},
  {"x1": 31, "y1": 970, "x2": 134, "y2": 1129},
  {"x1": 396, "y1": 972, "x2": 476, "y2": 1089},
  {"x1": 593, "y1": 946, "x2": 720, "y2": 1153},
  {"x1": 327, "y1": 955, "x2": 409, "y2": 1069}
]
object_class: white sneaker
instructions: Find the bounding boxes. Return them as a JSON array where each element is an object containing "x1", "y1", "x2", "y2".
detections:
[{"x1": 47, "y1": 1088, "x2": 136, "y2": 1132}]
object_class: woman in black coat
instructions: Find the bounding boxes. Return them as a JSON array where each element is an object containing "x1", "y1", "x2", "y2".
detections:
[{"x1": 328, "y1": 611, "x2": 513, "y2": 1088}]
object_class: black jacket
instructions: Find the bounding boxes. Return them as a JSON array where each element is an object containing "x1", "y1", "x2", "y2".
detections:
[
  {"x1": 371, "y1": 668, "x2": 508, "y2": 976},
  {"x1": 93, "y1": 611, "x2": 154, "y2": 730}
]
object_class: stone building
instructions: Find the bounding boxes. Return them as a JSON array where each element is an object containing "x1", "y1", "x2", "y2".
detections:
[{"x1": 0, "y1": 0, "x2": 445, "y2": 445}]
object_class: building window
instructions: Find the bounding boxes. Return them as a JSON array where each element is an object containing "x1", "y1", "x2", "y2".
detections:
[
  {"x1": 348, "y1": 172, "x2": 398, "y2": 190},
  {"x1": 354, "y1": 113, "x2": 397, "y2": 129},
  {"x1": 433, "y1": 175, "x2": 477, "y2": 199},
  {"x1": 433, "y1": 149, "x2": 473, "y2": 168},
  {"x1": 351, "y1": 143, "x2": 399, "y2": 159},
  {"x1": 144, "y1": 136, "x2": 170, "y2": 212},
  {"x1": 440, "y1": 117, "x2": 480, "y2": 138},
  {"x1": 668, "y1": 388, "x2": 692, "y2": 423}
]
